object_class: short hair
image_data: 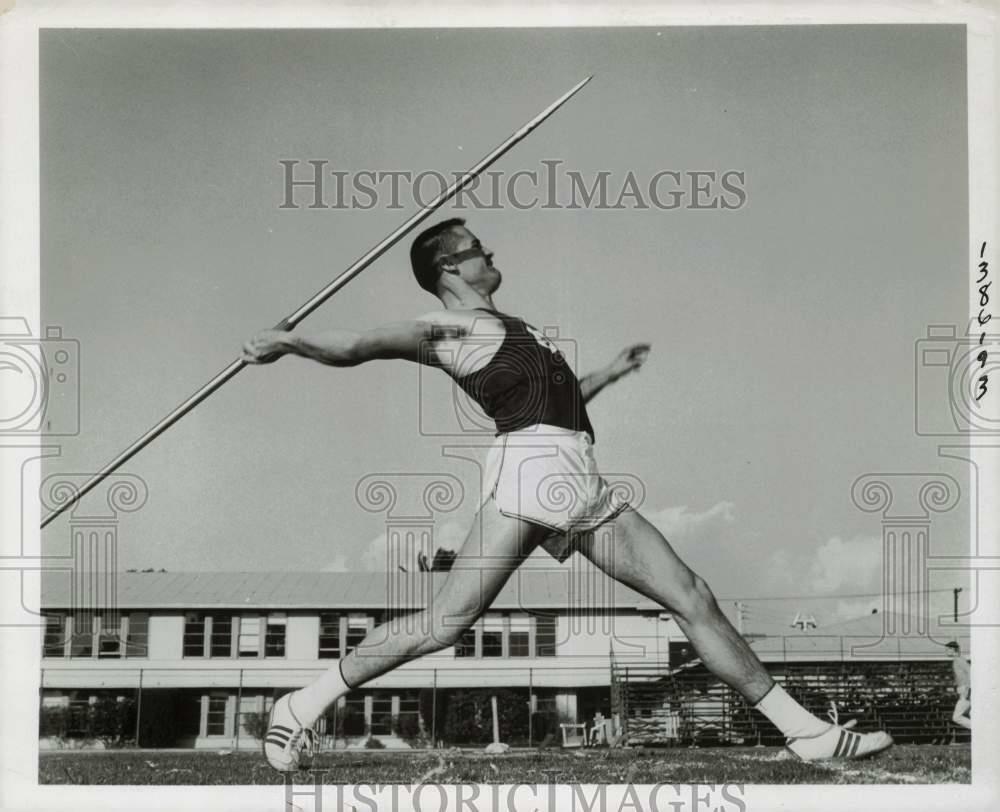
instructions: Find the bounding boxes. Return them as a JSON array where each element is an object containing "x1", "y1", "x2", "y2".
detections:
[
  {"x1": 410, "y1": 218, "x2": 467, "y2": 294},
  {"x1": 945, "y1": 641, "x2": 961, "y2": 651}
]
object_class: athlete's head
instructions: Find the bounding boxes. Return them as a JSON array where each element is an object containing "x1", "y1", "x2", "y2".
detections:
[
  {"x1": 946, "y1": 641, "x2": 962, "y2": 656},
  {"x1": 410, "y1": 218, "x2": 500, "y2": 299}
]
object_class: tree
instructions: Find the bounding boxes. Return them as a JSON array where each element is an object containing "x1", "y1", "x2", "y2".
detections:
[{"x1": 241, "y1": 710, "x2": 270, "y2": 742}]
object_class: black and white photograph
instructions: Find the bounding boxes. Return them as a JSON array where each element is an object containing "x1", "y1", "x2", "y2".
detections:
[{"x1": 0, "y1": 2, "x2": 997, "y2": 811}]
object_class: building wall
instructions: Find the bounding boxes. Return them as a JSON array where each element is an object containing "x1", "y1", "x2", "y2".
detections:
[{"x1": 40, "y1": 607, "x2": 673, "y2": 692}]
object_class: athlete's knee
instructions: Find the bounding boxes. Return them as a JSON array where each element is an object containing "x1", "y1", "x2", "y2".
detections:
[
  {"x1": 431, "y1": 619, "x2": 468, "y2": 650},
  {"x1": 671, "y1": 571, "x2": 717, "y2": 621}
]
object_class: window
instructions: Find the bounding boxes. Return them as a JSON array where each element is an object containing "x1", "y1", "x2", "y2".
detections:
[
  {"x1": 345, "y1": 615, "x2": 368, "y2": 655},
  {"x1": 42, "y1": 613, "x2": 66, "y2": 657},
  {"x1": 535, "y1": 614, "x2": 556, "y2": 657},
  {"x1": 206, "y1": 694, "x2": 228, "y2": 736},
  {"x1": 45, "y1": 613, "x2": 146, "y2": 659},
  {"x1": 397, "y1": 691, "x2": 421, "y2": 738},
  {"x1": 238, "y1": 616, "x2": 260, "y2": 658},
  {"x1": 210, "y1": 616, "x2": 233, "y2": 657},
  {"x1": 509, "y1": 631, "x2": 530, "y2": 657},
  {"x1": 183, "y1": 613, "x2": 206, "y2": 657},
  {"x1": 481, "y1": 615, "x2": 503, "y2": 657},
  {"x1": 342, "y1": 694, "x2": 366, "y2": 736},
  {"x1": 70, "y1": 614, "x2": 94, "y2": 658},
  {"x1": 318, "y1": 612, "x2": 341, "y2": 659},
  {"x1": 98, "y1": 613, "x2": 122, "y2": 658},
  {"x1": 454, "y1": 628, "x2": 476, "y2": 658},
  {"x1": 237, "y1": 694, "x2": 260, "y2": 737},
  {"x1": 66, "y1": 693, "x2": 93, "y2": 736},
  {"x1": 370, "y1": 693, "x2": 392, "y2": 735},
  {"x1": 481, "y1": 631, "x2": 502, "y2": 657},
  {"x1": 509, "y1": 614, "x2": 530, "y2": 658},
  {"x1": 125, "y1": 613, "x2": 149, "y2": 658},
  {"x1": 264, "y1": 614, "x2": 286, "y2": 658}
]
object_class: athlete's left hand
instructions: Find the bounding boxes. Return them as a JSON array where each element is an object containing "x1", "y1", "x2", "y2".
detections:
[{"x1": 610, "y1": 343, "x2": 651, "y2": 379}]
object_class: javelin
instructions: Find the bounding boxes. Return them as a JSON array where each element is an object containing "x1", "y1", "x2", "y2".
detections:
[{"x1": 40, "y1": 76, "x2": 594, "y2": 528}]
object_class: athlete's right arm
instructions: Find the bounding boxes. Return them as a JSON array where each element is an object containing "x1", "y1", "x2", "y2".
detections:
[{"x1": 242, "y1": 318, "x2": 466, "y2": 367}]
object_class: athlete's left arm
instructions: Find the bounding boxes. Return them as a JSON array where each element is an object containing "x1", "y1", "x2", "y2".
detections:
[{"x1": 579, "y1": 343, "x2": 651, "y2": 404}]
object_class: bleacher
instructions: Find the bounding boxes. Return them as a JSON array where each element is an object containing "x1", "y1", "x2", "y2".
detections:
[{"x1": 612, "y1": 659, "x2": 970, "y2": 746}]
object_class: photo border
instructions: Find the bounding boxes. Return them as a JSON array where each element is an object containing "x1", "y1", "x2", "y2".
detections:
[{"x1": 1, "y1": 2, "x2": 996, "y2": 810}]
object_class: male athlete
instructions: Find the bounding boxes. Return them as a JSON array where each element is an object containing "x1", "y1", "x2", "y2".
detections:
[
  {"x1": 946, "y1": 641, "x2": 972, "y2": 731},
  {"x1": 243, "y1": 218, "x2": 893, "y2": 769}
]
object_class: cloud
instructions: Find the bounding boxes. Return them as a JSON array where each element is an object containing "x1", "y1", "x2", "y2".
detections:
[
  {"x1": 525, "y1": 502, "x2": 739, "y2": 576},
  {"x1": 327, "y1": 502, "x2": 742, "y2": 574},
  {"x1": 644, "y1": 501, "x2": 737, "y2": 545},
  {"x1": 754, "y1": 534, "x2": 884, "y2": 624},
  {"x1": 330, "y1": 519, "x2": 470, "y2": 572},
  {"x1": 806, "y1": 535, "x2": 882, "y2": 594},
  {"x1": 321, "y1": 554, "x2": 349, "y2": 573}
]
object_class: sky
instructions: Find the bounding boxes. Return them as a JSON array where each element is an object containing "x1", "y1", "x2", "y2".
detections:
[{"x1": 37, "y1": 25, "x2": 971, "y2": 630}]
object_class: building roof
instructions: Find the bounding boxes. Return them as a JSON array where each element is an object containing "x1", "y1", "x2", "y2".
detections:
[{"x1": 39, "y1": 569, "x2": 655, "y2": 611}]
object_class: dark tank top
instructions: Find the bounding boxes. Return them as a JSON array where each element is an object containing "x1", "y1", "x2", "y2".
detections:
[{"x1": 454, "y1": 308, "x2": 595, "y2": 441}]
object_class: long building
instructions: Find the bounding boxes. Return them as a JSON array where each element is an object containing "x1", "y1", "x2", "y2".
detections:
[
  {"x1": 39, "y1": 569, "x2": 679, "y2": 749},
  {"x1": 39, "y1": 571, "x2": 969, "y2": 750}
]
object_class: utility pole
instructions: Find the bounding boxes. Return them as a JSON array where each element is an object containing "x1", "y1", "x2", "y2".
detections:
[
  {"x1": 953, "y1": 587, "x2": 962, "y2": 624},
  {"x1": 734, "y1": 601, "x2": 746, "y2": 635}
]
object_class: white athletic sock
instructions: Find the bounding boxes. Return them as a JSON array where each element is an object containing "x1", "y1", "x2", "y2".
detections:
[
  {"x1": 753, "y1": 683, "x2": 831, "y2": 739},
  {"x1": 289, "y1": 661, "x2": 353, "y2": 728}
]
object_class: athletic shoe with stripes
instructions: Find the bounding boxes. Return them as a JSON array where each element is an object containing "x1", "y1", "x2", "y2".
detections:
[
  {"x1": 826, "y1": 700, "x2": 858, "y2": 730},
  {"x1": 263, "y1": 693, "x2": 316, "y2": 772},
  {"x1": 786, "y1": 723, "x2": 893, "y2": 762}
]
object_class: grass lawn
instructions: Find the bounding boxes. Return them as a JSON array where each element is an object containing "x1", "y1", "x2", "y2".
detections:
[{"x1": 39, "y1": 744, "x2": 970, "y2": 785}]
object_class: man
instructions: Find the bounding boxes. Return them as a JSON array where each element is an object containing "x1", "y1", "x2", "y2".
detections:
[
  {"x1": 946, "y1": 641, "x2": 971, "y2": 731},
  {"x1": 244, "y1": 218, "x2": 893, "y2": 769}
]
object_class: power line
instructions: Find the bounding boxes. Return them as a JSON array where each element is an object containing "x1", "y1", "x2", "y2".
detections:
[{"x1": 715, "y1": 587, "x2": 957, "y2": 602}]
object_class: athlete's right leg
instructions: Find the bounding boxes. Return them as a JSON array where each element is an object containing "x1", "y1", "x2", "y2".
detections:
[
  {"x1": 263, "y1": 502, "x2": 548, "y2": 770},
  {"x1": 575, "y1": 508, "x2": 773, "y2": 702},
  {"x1": 576, "y1": 507, "x2": 893, "y2": 760}
]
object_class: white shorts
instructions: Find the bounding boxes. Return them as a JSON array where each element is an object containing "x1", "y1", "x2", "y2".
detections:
[{"x1": 481, "y1": 424, "x2": 631, "y2": 561}]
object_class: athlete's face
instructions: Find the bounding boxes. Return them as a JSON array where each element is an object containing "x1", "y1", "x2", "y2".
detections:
[{"x1": 443, "y1": 227, "x2": 502, "y2": 292}]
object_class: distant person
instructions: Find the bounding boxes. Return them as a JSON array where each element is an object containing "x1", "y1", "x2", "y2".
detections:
[
  {"x1": 946, "y1": 641, "x2": 971, "y2": 731},
  {"x1": 244, "y1": 218, "x2": 894, "y2": 770}
]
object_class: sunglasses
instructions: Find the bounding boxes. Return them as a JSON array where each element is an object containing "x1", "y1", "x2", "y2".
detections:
[{"x1": 436, "y1": 244, "x2": 492, "y2": 268}]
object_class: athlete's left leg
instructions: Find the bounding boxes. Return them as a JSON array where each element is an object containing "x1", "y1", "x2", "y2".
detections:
[{"x1": 340, "y1": 503, "x2": 547, "y2": 686}]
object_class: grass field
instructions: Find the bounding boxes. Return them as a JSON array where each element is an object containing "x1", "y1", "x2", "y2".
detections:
[{"x1": 39, "y1": 744, "x2": 970, "y2": 785}]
